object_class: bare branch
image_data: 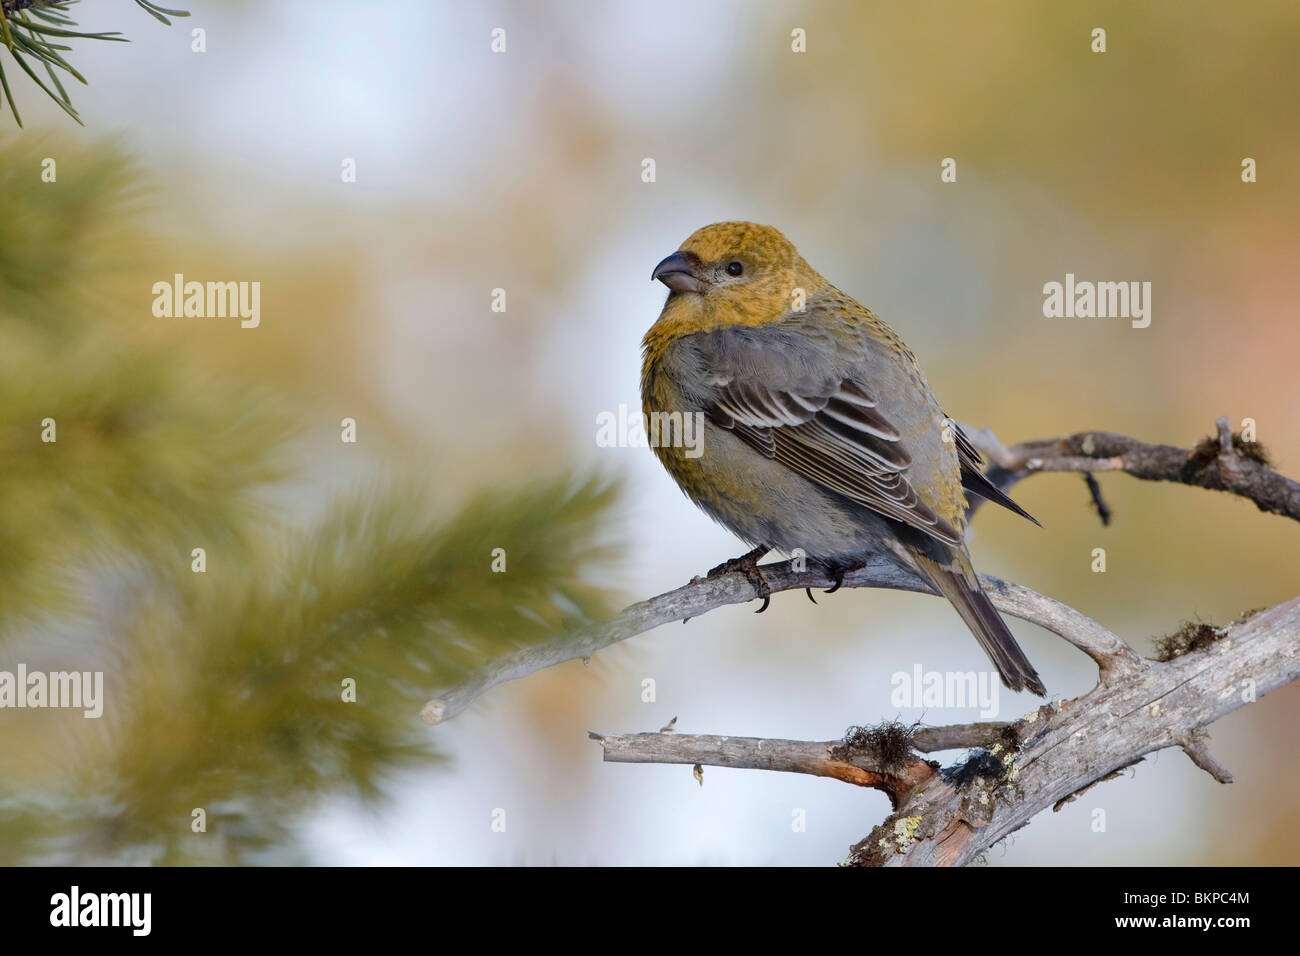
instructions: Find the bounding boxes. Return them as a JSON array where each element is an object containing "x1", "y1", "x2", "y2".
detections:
[
  {"x1": 590, "y1": 721, "x2": 1018, "y2": 806},
  {"x1": 589, "y1": 731, "x2": 937, "y2": 802},
  {"x1": 591, "y1": 596, "x2": 1299, "y2": 865},
  {"x1": 422, "y1": 558, "x2": 1136, "y2": 724},
  {"x1": 844, "y1": 595, "x2": 1299, "y2": 866},
  {"x1": 912, "y1": 721, "x2": 1014, "y2": 752},
  {"x1": 1178, "y1": 731, "x2": 1234, "y2": 784},
  {"x1": 964, "y1": 417, "x2": 1299, "y2": 523}
]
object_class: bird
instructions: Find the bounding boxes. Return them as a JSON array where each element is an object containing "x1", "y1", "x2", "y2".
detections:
[{"x1": 641, "y1": 221, "x2": 1046, "y2": 696}]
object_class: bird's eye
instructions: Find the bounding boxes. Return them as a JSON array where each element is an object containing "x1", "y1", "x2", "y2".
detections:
[{"x1": 726, "y1": 261, "x2": 743, "y2": 277}]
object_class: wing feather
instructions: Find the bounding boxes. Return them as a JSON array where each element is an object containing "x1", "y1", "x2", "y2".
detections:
[
  {"x1": 949, "y1": 421, "x2": 1041, "y2": 526},
  {"x1": 707, "y1": 375, "x2": 961, "y2": 545}
]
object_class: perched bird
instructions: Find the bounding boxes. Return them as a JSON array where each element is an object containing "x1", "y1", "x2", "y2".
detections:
[{"x1": 641, "y1": 221, "x2": 1046, "y2": 695}]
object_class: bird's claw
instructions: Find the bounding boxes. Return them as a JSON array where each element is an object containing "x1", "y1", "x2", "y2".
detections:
[
  {"x1": 706, "y1": 545, "x2": 771, "y2": 611},
  {"x1": 821, "y1": 559, "x2": 865, "y2": 594},
  {"x1": 742, "y1": 561, "x2": 771, "y2": 613}
]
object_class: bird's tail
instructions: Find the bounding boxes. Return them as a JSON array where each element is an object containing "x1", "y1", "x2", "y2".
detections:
[{"x1": 910, "y1": 550, "x2": 1046, "y2": 696}]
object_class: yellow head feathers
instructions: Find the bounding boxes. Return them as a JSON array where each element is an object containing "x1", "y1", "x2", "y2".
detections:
[
  {"x1": 677, "y1": 221, "x2": 804, "y2": 270},
  {"x1": 645, "y1": 222, "x2": 825, "y2": 347}
]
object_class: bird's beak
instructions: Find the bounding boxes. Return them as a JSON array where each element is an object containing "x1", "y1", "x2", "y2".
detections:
[{"x1": 652, "y1": 252, "x2": 706, "y2": 294}]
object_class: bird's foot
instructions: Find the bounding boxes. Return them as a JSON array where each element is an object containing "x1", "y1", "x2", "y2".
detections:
[
  {"x1": 706, "y1": 545, "x2": 770, "y2": 578},
  {"x1": 707, "y1": 545, "x2": 772, "y2": 613},
  {"x1": 821, "y1": 558, "x2": 867, "y2": 594}
]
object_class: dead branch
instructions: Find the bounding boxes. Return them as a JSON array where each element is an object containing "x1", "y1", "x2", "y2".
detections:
[
  {"x1": 422, "y1": 561, "x2": 1136, "y2": 724},
  {"x1": 588, "y1": 731, "x2": 939, "y2": 803},
  {"x1": 589, "y1": 721, "x2": 1017, "y2": 807},
  {"x1": 590, "y1": 595, "x2": 1299, "y2": 865},
  {"x1": 963, "y1": 416, "x2": 1299, "y2": 523}
]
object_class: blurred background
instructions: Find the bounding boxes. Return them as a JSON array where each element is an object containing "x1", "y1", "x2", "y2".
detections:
[{"x1": 1, "y1": 0, "x2": 1297, "y2": 865}]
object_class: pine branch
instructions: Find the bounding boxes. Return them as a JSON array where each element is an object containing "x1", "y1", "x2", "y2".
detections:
[
  {"x1": 0, "y1": 139, "x2": 626, "y2": 862},
  {"x1": 0, "y1": 474, "x2": 623, "y2": 862},
  {"x1": 0, "y1": 0, "x2": 188, "y2": 127}
]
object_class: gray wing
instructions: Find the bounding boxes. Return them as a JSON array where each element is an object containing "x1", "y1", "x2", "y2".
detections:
[
  {"x1": 951, "y1": 422, "x2": 1041, "y2": 525},
  {"x1": 689, "y1": 311, "x2": 963, "y2": 547}
]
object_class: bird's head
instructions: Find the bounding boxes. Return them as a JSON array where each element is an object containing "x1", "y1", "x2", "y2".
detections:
[{"x1": 650, "y1": 222, "x2": 821, "y2": 329}]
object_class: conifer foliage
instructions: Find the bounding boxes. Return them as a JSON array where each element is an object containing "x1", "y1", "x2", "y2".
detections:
[
  {"x1": 0, "y1": 137, "x2": 621, "y2": 863},
  {"x1": 0, "y1": 0, "x2": 188, "y2": 126}
]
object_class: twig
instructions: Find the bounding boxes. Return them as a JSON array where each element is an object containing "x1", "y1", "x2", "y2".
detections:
[
  {"x1": 1178, "y1": 731, "x2": 1234, "y2": 784},
  {"x1": 589, "y1": 731, "x2": 937, "y2": 802},
  {"x1": 963, "y1": 417, "x2": 1299, "y2": 523},
  {"x1": 590, "y1": 721, "x2": 1017, "y2": 806},
  {"x1": 1083, "y1": 473, "x2": 1111, "y2": 525}
]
